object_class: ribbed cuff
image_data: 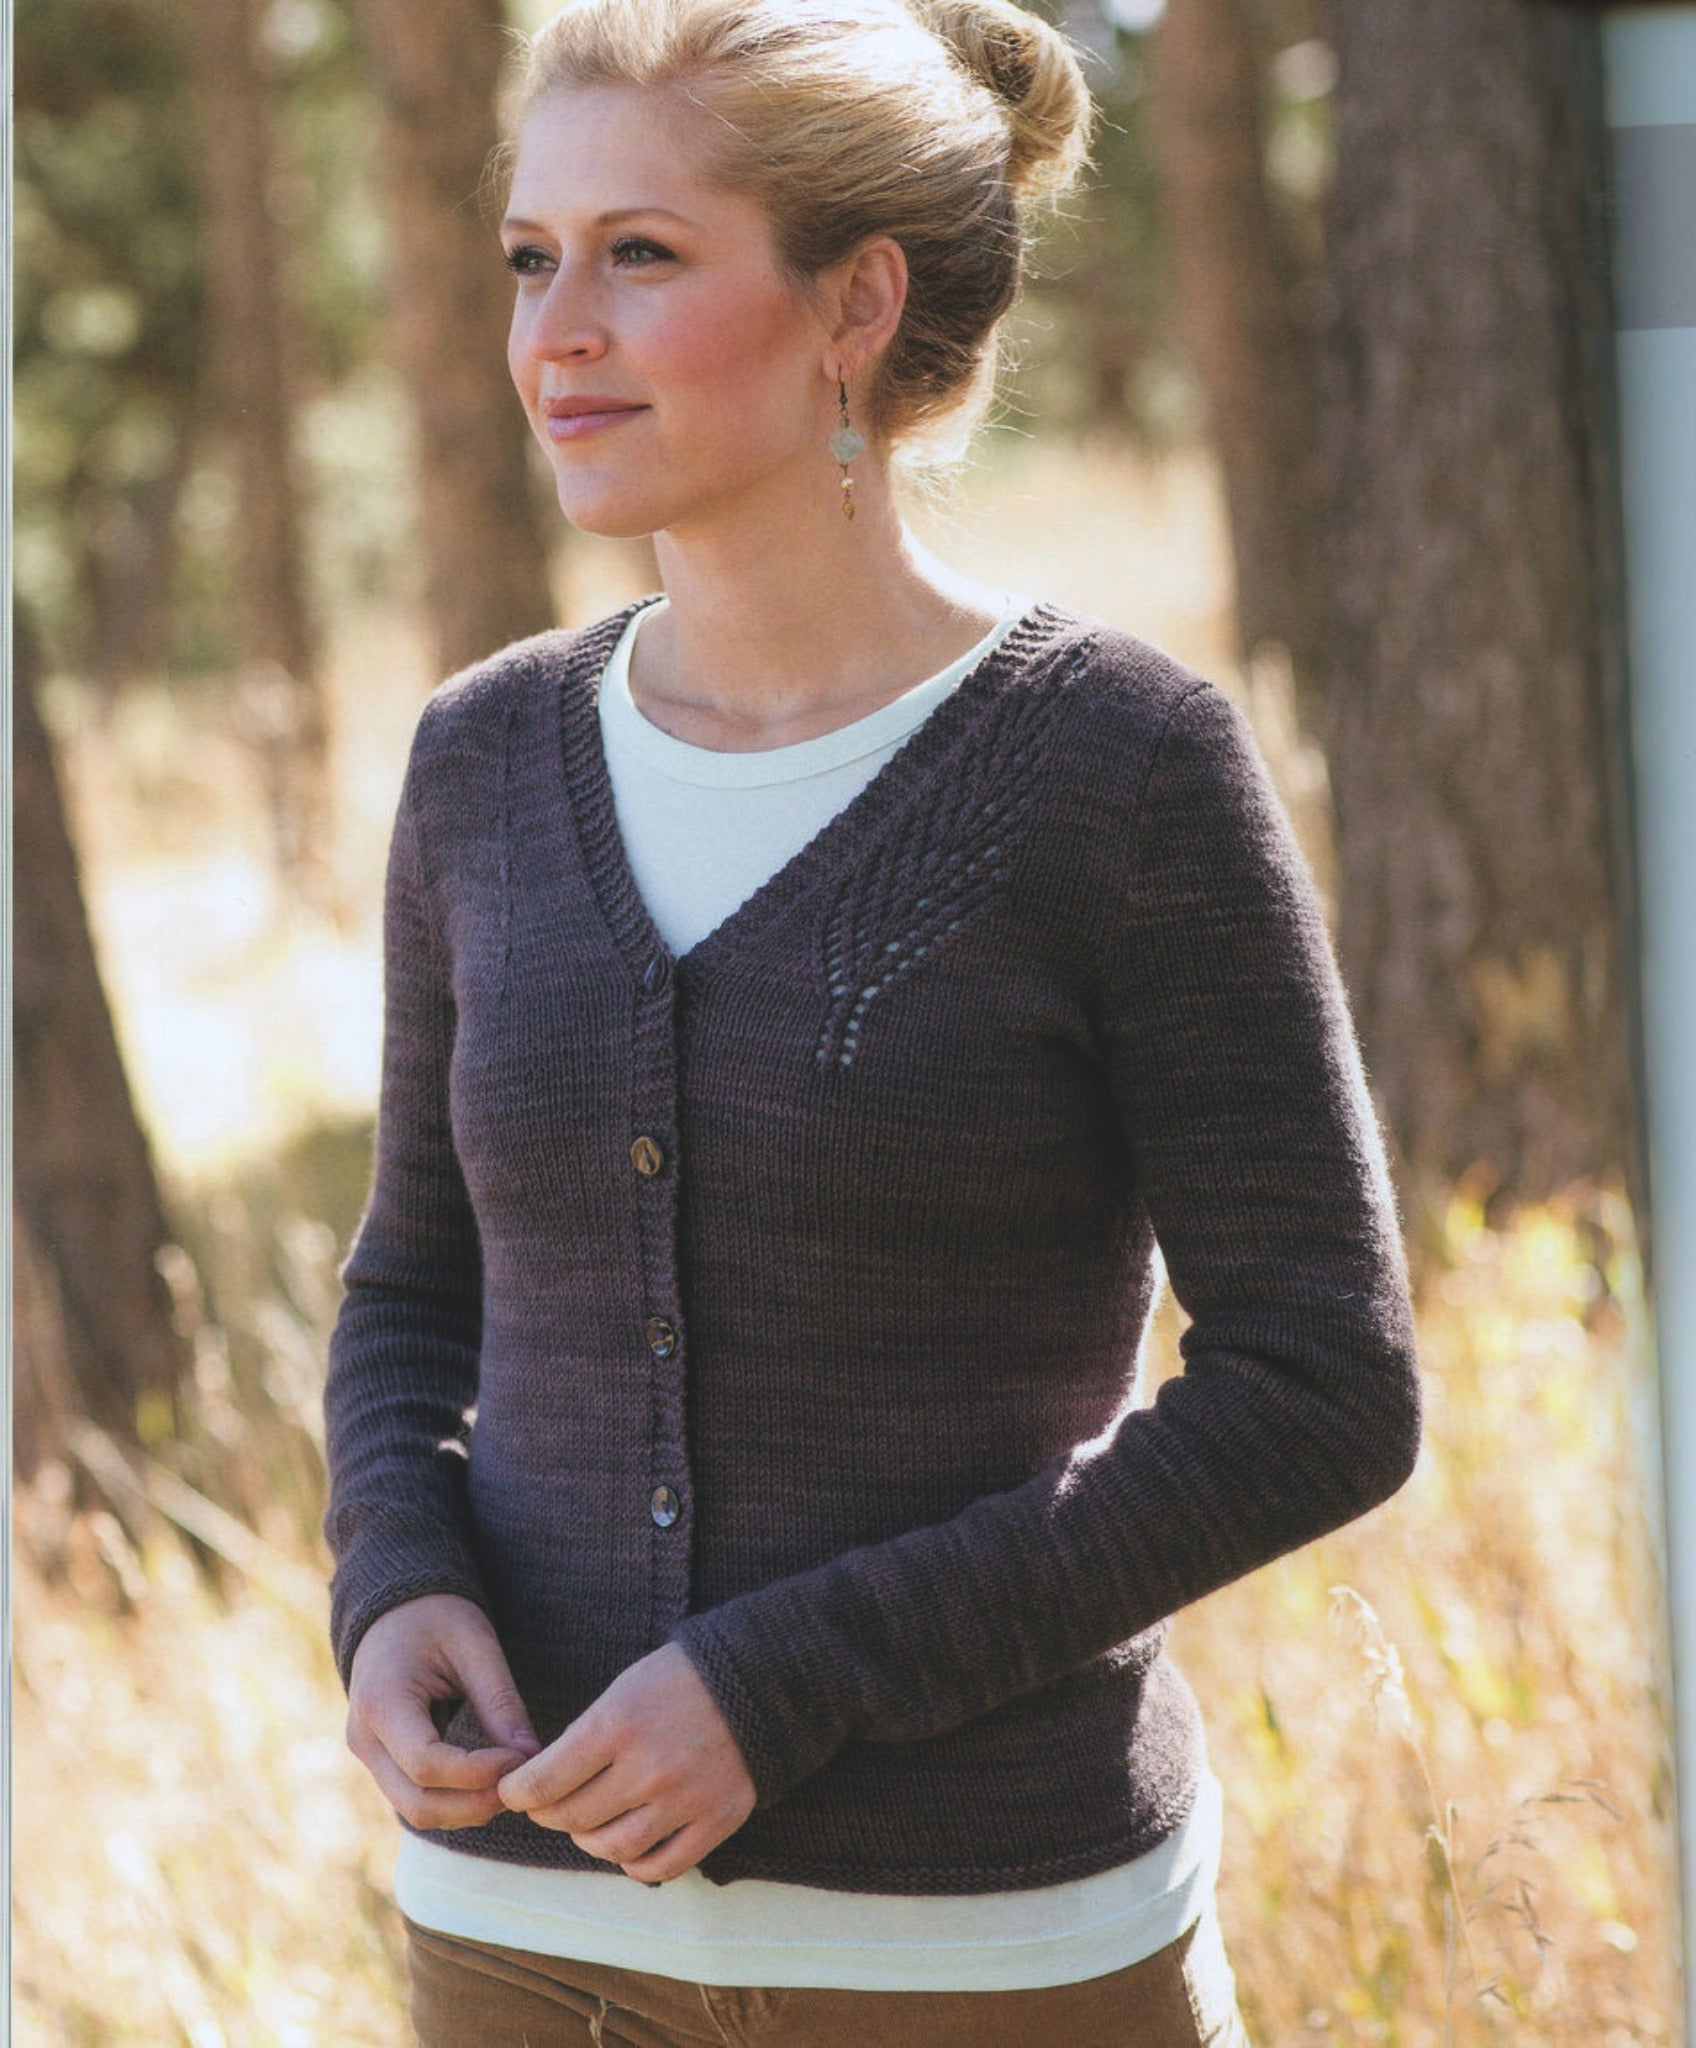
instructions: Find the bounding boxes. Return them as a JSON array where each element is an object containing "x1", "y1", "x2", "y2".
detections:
[
  {"x1": 669, "y1": 1606, "x2": 852, "y2": 1809},
  {"x1": 329, "y1": 1516, "x2": 489, "y2": 1690}
]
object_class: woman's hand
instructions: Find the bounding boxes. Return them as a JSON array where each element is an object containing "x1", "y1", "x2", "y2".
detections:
[
  {"x1": 346, "y1": 1593, "x2": 540, "y2": 1829},
  {"x1": 497, "y1": 1643, "x2": 756, "y2": 1882}
]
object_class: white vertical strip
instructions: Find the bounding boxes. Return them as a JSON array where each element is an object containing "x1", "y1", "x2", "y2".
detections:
[
  {"x1": 1606, "y1": 10, "x2": 1696, "y2": 129},
  {"x1": 1605, "y1": 10, "x2": 1696, "y2": 2032}
]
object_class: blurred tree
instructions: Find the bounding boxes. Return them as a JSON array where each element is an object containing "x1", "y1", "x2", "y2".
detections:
[
  {"x1": 191, "y1": 0, "x2": 331, "y2": 877},
  {"x1": 1032, "y1": 6, "x2": 1171, "y2": 439},
  {"x1": 12, "y1": 613, "x2": 191, "y2": 1478},
  {"x1": 1317, "y1": 1, "x2": 1634, "y2": 1203},
  {"x1": 16, "y1": 0, "x2": 406, "y2": 676},
  {"x1": 356, "y1": 0, "x2": 556, "y2": 675},
  {"x1": 13, "y1": 0, "x2": 207, "y2": 683},
  {"x1": 1145, "y1": 0, "x2": 1634, "y2": 1203},
  {"x1": 1148, "y1": 0, "x2": 1325, "y2": 687}
]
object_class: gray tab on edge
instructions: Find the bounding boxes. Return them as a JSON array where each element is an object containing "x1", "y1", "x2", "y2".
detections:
[{"x1": 1612, "y1": 123, "x2": 1696, "y2": 331}]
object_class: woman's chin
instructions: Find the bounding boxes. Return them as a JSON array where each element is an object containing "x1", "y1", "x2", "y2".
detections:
[
  {"x1": 553, "y1": 488, "x2": 665, "y2": 543},
  {"x1": 565, "y1": 515, "x2": 665, "y2": 543}
]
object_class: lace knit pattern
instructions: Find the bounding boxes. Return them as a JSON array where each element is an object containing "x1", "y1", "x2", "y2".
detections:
[{"x1": 815, "y1": 642, "x2": 1088, "y2": 1071}]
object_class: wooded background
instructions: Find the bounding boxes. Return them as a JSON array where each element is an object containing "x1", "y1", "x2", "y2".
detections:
[
  {"x1": 14, "y1": 0, "x2": 1642, "y2": 1457},
  {"x1": 12, "y1": 1, "x2": 1678, "y2": 2040}
]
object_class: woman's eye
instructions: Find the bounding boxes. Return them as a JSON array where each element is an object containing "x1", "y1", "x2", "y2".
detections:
[
  {"x1": 610, "y1": 235, "x2": 673, "y2": 269},
  {"x1": 503, "y1": 243, "x2": 552, "y2": 279}
]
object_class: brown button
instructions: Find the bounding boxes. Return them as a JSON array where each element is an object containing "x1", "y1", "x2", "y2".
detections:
[
  {"x1": 650, "y1": 1485, "x2": 681, "y2": 1529},
  {"x1": 630, "y1": 1136, "x2": 664, "y2": 1177},
  {"x1": 644, "y1": 1316, "x2": 678, "y2": 1359}
]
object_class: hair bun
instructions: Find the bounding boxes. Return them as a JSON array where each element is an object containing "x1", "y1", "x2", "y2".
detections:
[{"x1": 920, "y1": 0, "x2": 1092, "y2": 196}]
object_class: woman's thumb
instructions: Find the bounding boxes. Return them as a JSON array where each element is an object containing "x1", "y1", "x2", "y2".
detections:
[{"x1": 453, "y1": 1622, "x2": 540, "y2": 1755}]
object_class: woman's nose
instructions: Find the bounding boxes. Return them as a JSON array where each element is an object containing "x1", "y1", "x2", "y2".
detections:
[{"x1": 522, "y1": 274, "x2": 609, "y2": 362}]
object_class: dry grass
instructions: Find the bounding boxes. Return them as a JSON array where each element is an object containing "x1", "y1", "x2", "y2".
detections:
[
  {"x1": 11, "y1": 1493, "x2": 405, "y2": 2048},
  {"x1": 1168, "y1": 1185, "x2": 1681, "y2": 2043},
  {"x1": 14, "y1": 441, "x2": 1683, "y2": 2043}
]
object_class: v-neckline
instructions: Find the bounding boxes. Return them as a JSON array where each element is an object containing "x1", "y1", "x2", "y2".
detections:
[{"x1": 551, "y1": 597, "x2": 1080, "y2": 985}]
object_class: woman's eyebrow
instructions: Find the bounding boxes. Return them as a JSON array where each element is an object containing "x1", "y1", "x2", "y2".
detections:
[{"x1": 500, "y1": 206, "x2": 702, "y2": 234}]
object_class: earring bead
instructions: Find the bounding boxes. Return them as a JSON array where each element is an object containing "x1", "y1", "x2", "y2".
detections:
[{"x1": 832, "y1": 374, "x2": 863, "y2": 523}]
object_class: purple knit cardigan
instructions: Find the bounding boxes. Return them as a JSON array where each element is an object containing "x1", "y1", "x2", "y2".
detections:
[{"x1": 323, "y1": 600, "x2": 1420, "y2": 1895}]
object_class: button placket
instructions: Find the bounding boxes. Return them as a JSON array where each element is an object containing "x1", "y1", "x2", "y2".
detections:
[{"x1": 628, "y1": 946, "x2": 691, "y2": 1592}]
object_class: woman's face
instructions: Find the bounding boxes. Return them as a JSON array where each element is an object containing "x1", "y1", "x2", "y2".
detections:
[{"x1": 503, "y1": 86, "x2": 836, "y2": 541}]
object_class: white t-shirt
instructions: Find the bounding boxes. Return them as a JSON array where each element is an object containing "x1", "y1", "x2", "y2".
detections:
[
  {"x1": 597, "y1": 594, "x2": 1024, "y2": 955},
  {"x1": 393, "y1": 592, "x2": 1224, "y2": 1987}
]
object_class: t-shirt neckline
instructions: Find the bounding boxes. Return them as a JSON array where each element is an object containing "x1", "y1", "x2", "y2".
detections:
[{"x1": 599, "y1": 595, "x2": 1030, "y2": 790}]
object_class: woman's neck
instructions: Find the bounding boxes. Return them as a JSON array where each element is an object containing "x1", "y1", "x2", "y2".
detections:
[{"x1": 632, "y1": 462, "x2": 1006, "y2": 753}]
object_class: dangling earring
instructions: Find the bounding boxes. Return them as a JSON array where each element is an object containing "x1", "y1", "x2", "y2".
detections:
[{"x1": 829, "y1": 372, "x2": 866, "y2": 523}]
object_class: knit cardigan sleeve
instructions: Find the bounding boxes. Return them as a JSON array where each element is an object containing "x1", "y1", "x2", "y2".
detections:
[
  {"x1": 670, "y1": 679, "x2": 1422, "y2": 1807},
  {"x1": 322, "y1": 760, "x2": 490, "y2": 1686}
]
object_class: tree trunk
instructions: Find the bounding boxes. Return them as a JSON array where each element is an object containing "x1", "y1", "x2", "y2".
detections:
[
  {"x1": 87, "y1": 425, "x2": 198, "y2": 687},
  {"x1": 1149, "y1": 0, "x2": 1327, "y2": 695},
  {"x1": 358, "y1": 0, "x2": 557, "y2": 677},
  {"x1": 12, "y1": 613, "x2": 191, "y2": 1477},
  {"x1": 190, "y1": 0, "x2": 329, "y2": 875},
  {"x1": 1317, "y1": 0, "x2": 1634, "y2": 1202}
]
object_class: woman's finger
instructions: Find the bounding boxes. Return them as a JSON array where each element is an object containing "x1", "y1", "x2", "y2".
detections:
[
  {"x1": 498, "y1": 1723, "x2": 615, "y2": 1815},
  {"x1": 350, "y1": 1720, "x2": 511, "y2": 1830},
  {"x1": 565, "y1": 1805, "x2": 671, "y2": 1865},
  {"x1": 516, "y1": 1767, "x2": 636, "y2": 1836},
  {"x1": 356, "y1": 1688, "x2": 522, "y2": 1794},
  {"x1": 618, "y1": 1818, "x2": 721, "y2": 1884},
  {"x1": 438, "y1": 1616, "x2": 539, "y2": 1757}
]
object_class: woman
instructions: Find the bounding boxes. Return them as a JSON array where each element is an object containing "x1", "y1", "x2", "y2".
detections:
[{"x1": 324, "y1": 1, "x2": 1422, "y2": 2041}]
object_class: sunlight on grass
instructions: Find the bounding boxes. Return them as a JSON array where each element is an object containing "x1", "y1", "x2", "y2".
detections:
[
  {"x1": 1167, "y1": 1187, "x2": 1680, "y2": 2044},
  {"x1": 11, "y1": 1496, "x2": 403, "y2": 2047}
]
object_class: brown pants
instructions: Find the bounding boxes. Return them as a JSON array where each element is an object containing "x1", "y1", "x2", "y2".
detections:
[{"x1": 404, "y1": 1909, "x2": 1252, "y2": 2047}]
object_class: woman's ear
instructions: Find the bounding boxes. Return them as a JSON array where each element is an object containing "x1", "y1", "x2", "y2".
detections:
[{"x1": 820, "y1": 235, "x2": 908, "y2": 380}]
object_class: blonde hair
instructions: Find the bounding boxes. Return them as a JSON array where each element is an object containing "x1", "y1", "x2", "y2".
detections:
[{"x1": 514, "y1": 0, "x2": 1094, "y2": 462}]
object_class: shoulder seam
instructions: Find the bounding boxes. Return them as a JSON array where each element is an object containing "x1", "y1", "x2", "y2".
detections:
[
  {"x1": 392, "y1": 768, "x2": 452, "y2": 979},
  {"x1": 1126, "y1": 676, "x2": 1215, "y2": 845}
]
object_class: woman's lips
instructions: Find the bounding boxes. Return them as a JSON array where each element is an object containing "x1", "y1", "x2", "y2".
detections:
[{"x1": 542, "y1": 401, "x2": 647, "y2": 442}]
